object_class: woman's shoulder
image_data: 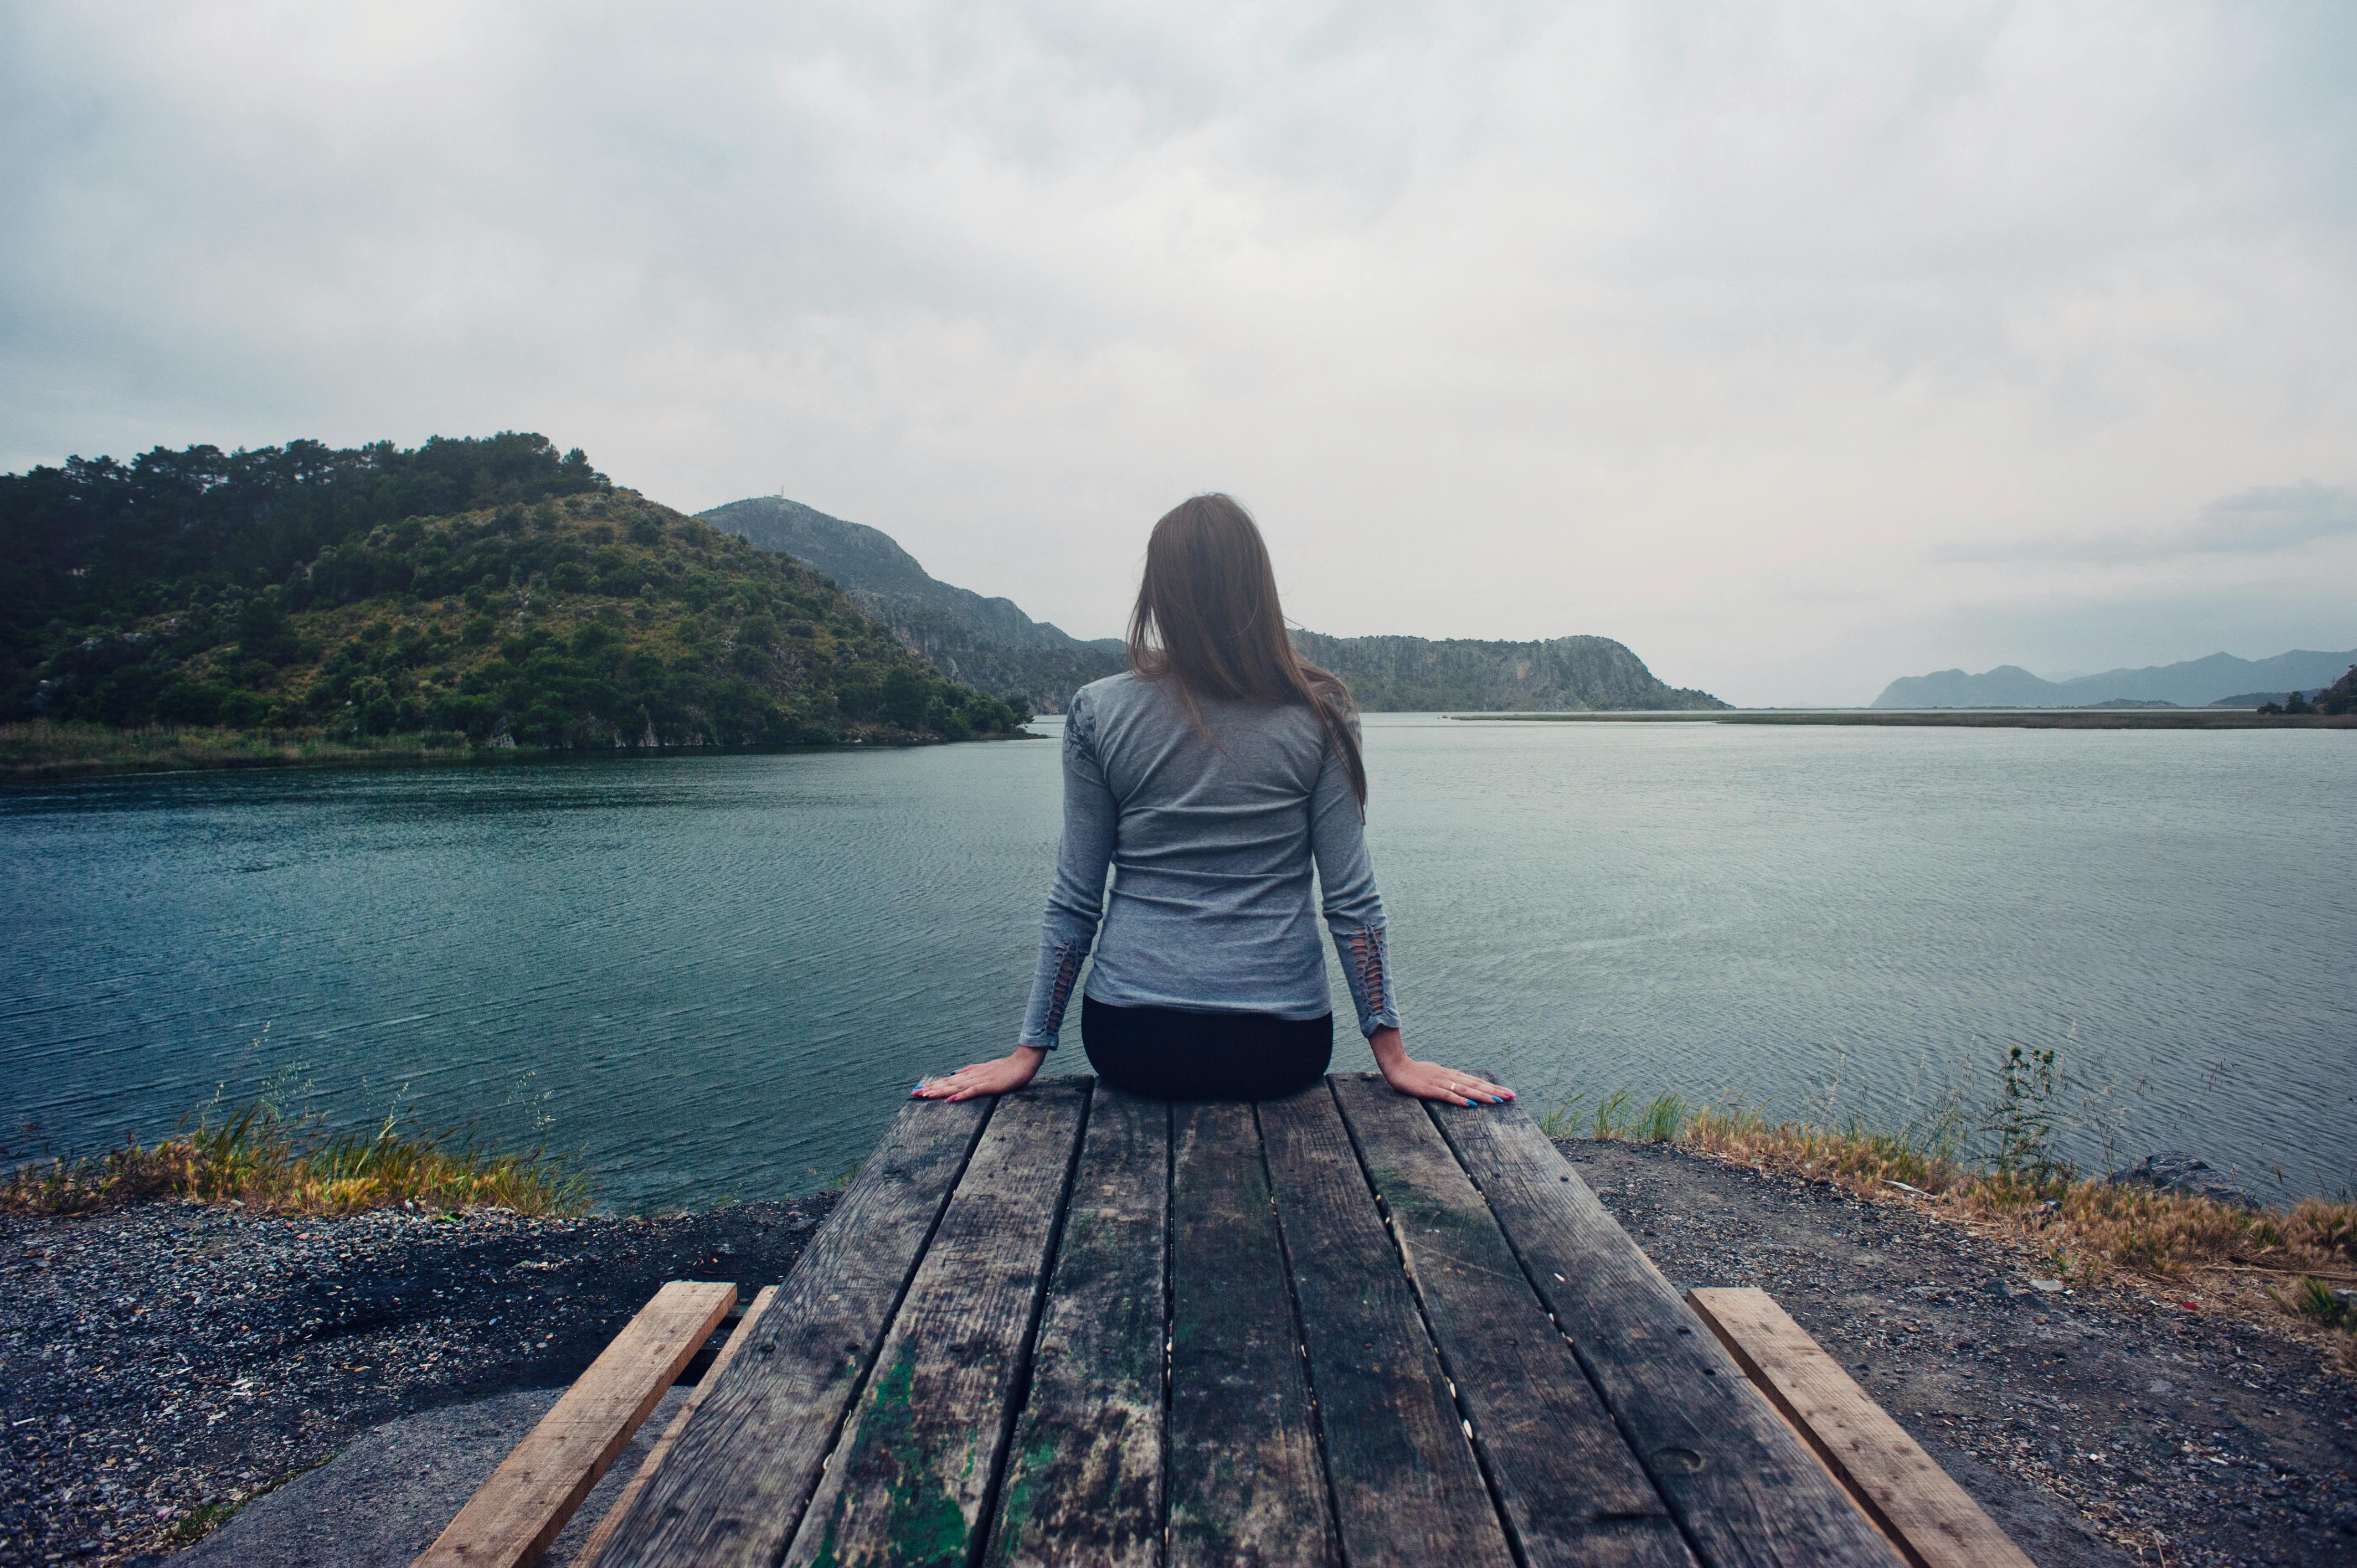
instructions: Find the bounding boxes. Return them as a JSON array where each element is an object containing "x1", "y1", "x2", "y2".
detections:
[
  {"x1": 1067, "y1": 671, "x2": 1140, "y2": 724},
  {"x1": 1063, "y1": 672, "x2": 1143, "y2": 752},
  {"x1": 1073, "y1": 671, "x2": 1140, "y2": 706}
]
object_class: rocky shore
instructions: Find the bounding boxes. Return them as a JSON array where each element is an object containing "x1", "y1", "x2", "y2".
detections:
[
  {"x1": 0, "y1": 1195, "x2": 834, "y2": 1566},
  {"x1": 1577, "y1": 1139, "x2": 2357, "y2": 1568},
  {"x1": 3, "y1": 1144, "x2": 2350, "y2": 1567}
]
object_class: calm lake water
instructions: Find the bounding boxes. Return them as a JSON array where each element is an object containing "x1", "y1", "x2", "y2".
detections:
[{"x1": 4, "y1": 716, "x2": 2351, "y2": 1208}]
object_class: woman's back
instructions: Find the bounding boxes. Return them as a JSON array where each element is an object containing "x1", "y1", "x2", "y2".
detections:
[
  {"x1": 912, "y1": 491, "x2": 1509, "y2": 1111},
  {"x1": 1053, "y1": 672, "x2": 1382, "y2": 1026}
]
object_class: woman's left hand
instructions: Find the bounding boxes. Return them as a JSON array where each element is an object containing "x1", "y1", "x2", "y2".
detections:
[{"x1": 912, "y1": 1046, "x2": 1048, "y2": 1102}]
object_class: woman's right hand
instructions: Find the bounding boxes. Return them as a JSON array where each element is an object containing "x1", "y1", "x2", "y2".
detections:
[
  {"x1": 912, "y1": 1045, "x2": 1047, "y2": 1102},
  {"x1": 1368, "y1": 1027, "x2": 1514, "y2": 1106}
]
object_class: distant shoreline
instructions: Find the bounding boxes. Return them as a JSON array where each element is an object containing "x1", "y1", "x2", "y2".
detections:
[
  {"x1": 0, "y1": 719, "x2": 1047, "y2": 784},
  {"x1": 1452, "y1": 709, "x2": 2357, "y2": 729}
]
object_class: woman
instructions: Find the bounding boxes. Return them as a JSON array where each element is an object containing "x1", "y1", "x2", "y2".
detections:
[{"x1": 914, "y1": 494, "x2": 1513, "y2": 1107}]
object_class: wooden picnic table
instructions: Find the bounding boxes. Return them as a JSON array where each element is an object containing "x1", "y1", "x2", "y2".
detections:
[{"x1": 564, "y1": 1074, "x2": 1908, "y2": 1568}]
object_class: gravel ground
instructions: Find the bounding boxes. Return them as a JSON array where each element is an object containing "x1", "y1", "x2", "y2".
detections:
[
  {"x1": 6, "y1": 1144, "x2": 2351, "y2": 1567},
  {"x1": 0, "y1": 1195, "x2": 835, "y2": 1566},
  {"x1": 1569, "y1": 1137, "x2": 2357, "y2": 1568}
]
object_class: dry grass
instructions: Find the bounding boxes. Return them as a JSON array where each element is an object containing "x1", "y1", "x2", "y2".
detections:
[
  {"x1": 1546, "y1": 1085, "x2": 2357, "y2": 1350},
  {"x1": 1677, "y1": 1097, "x2": 1968, "y2": 1196},
  {"x1": 1, "y1": 1100, "x2": 590, "y2": 1218}
]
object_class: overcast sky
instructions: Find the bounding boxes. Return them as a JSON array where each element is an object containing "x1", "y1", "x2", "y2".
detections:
[{"x1": 4, "y1": 2, "x2": 2351, "y2": 703}]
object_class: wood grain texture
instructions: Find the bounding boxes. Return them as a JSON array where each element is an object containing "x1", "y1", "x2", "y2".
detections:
[
  {"x1": 1329, "y1": 1076, "x2": 1697, "y2": 1568},
  {"x1": 574, "y1": 1286, "x2": 779, "y2": 1566},
  {"x1": 1433, "y1": 1103, "x2": 1903, "y2": 1568},
  {"x1": 1256, "y1": 1084, "x2": 1516, "y2": 1568},
  {"x1": 785, "y1": 1081, "x2": 1090, "y2": 1568},
  {"x1": 416, "y1": 1280, "x2": 735, "y2": 1568},
  {"x1": 582, "y1": 1095, "x2": 994, "y2": 1568},
  {"x1": 1688, "y1": 1289, "x2": 2036, "y2": 1568},
  {"x1": 1166, "y1": 1101, "x2": 1341, "y2": 1568},
  {"x1": 984, "y1": 1085, "x2": 1168, "y2": 1568}
]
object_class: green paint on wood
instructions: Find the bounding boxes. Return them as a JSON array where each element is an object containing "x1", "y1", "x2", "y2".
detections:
[{"x1": 811, "y1": 1347, "x2": 972, "y2": 1568}]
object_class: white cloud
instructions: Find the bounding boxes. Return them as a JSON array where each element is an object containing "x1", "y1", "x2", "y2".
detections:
[{"x1": 2, "y1": 0, "x2": 2353, "y2": 704}]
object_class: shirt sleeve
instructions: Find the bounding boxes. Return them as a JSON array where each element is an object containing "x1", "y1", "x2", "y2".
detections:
[
  {"x1": 1309, "y1": 714, "x2": 1399, "y2": 1038},
  {"x1": 1017, "y1": 692, "x2": 1117, "y2": 1049}
]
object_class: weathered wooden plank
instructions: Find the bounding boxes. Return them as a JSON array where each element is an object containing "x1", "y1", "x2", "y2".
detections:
[
  {"x1": 1432, "y1": 1102, "x2": 1903, "y2": 1568},
  {"x1": 1166, "y1": 1100, "x2": 1342, "y2": 1568},
  {"x1": 1330, "y1": 1076, "x2": 1697, "y2": 1568},
  {"x1": 984, "y1": 1085, "x2": 1169, "y2": 1568},
  {"x1": 784, "y1": 1080, "x2": 1091, "y2": 1568},
  {"x1": 1257, "y1": 1084, "x2": 1516, "y2": 1568},
  {"x1": 1688, "y1": 1289, "x2": 2035, "y2": 1568},
  {"x1": 416, "y1": 1280, "x2": 736, "y2": 1568},
  {"x1": 574, "y1": 1285, "x2": 779, "y2": 1566},
  {"x1": 582, "y1": 1095, "x2": 995, "y2": 1568}
]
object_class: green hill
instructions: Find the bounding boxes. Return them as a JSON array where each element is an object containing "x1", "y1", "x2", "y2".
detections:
[{"x1": 1, "y1": 435, "x2": 1025, "y2": 756}]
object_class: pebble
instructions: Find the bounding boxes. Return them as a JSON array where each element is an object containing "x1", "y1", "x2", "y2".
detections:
[
  {"x1": 0, "y1": 1194, "x2": 833, "y2": 1565},
  {"x1": 1568, "y1": 1138, "x2": 2357, "y2": 1568}
]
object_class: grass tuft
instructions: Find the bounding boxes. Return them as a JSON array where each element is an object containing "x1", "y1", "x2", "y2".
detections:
[
  {"x1": 1, "y1": 1099, "x2": 590, "y2": 1218},
  {"x1": 1543, "y1": 1079, "x2": 2357, "y2": 1314}
]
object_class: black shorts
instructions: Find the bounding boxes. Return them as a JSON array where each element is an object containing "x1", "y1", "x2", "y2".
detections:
[{"x1": 1080, "y1": 995, "x2": 1333, "y2": 1101}]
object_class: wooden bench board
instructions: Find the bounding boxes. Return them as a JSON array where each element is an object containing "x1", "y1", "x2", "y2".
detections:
[
  {"x1": 1330, "y1": 1076, "x2": 1696, "y2": 1568},
  {"x1": 582, "y1": 1076, "x2": 1954, "y2": 1568},
  {"x1": 1689, "y1": 1288, "x2": 2036, "y2": 1568},
  {"x1": 583, "y1": 1094, "x2": 991, "y2": 1566},
  {"x1": 783, "y1": 1082, "x2": 1089, "y2": 1568},
  {"x1": 1433, "y1": 1103, "x2": 1904, "y2": 1567},
  {"x1": 416, "y1": 1278, "x2": 734, "y2": 1568},
  {"x1": 1164, "y1": 1099, "x2": 1340, "y2": 1568},
  {"x1": 984, "y1": 1086, "x2": 1167, "y2": 1568},
  {"x1": 573, "y1": 1285, "x2": 778, "y2": 1566},
  {"x1": 1258, "y1": 1086, "x2": 1515, "y2": 1568}
]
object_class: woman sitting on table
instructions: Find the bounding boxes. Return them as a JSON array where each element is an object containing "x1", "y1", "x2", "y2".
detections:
[{"x1": 913, "y1": 494, "x2": 1513, "y2": 1108}]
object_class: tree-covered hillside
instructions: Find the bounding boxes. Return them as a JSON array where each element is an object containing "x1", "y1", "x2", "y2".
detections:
[
  {"x1": 2, "y1": 436, "x2": 1024, "y2": 748},
  {"x1": 701, "y1": 494, "x2": 1124, "y2": 713}
]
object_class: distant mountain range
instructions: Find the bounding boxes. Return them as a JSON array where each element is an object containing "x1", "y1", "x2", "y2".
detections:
[
  {"x1": 1873, "y1": 648, "x2": 2357, "y2": 709},
  {"x1": 701, "y1": 496, "x2": 1726, "y2": 713}
]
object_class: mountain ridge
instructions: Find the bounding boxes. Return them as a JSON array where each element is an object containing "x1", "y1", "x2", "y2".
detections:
[
  {"x1": 703, "y1": 494, "x2": 1728, "y2": 713},
  {"x1": 1874, "y1": 648, "x2": 2357, "y2": 709},
  {"x1": 701, "y1": 496, "x2": 1124, "y2": 710}
]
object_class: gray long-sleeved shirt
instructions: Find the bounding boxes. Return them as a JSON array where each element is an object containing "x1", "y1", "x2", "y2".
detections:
[{"x1": 1018, "y1": 672, "x2": 1399, "y2": 1049}]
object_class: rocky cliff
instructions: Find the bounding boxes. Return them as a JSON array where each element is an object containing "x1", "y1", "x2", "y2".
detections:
[{"x1": 1288, "y1": 631, "x2": 1728, "y2": 711}]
